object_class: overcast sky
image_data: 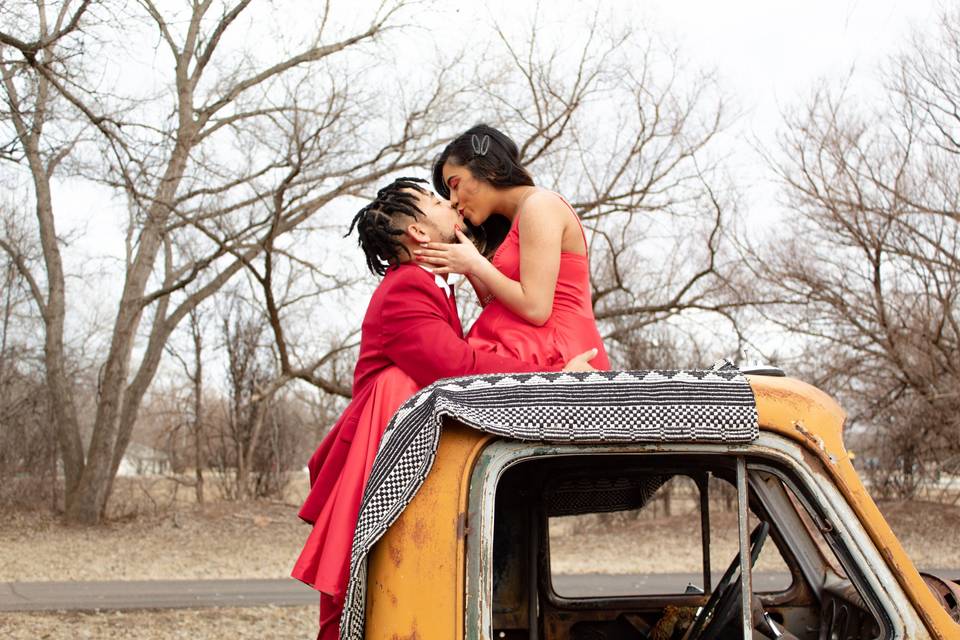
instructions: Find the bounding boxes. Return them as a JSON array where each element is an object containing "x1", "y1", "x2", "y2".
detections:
[
  {"x1": 34, "y1": 0, "x2": 950, "y2": 385},
  {"x1": 61, "y1": 0, "x2": 944, "y2": 264},
  {"x1": 637, "y1": 0, "x2": 941, "y2": 215},
  {"x1": 416, "y1": 0, "x2": 942, "y2": 227}
]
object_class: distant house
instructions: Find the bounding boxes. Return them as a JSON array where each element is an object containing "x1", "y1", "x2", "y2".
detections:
[{"x1": 117, "y1": 443, "x2": 170, "y2": 476}]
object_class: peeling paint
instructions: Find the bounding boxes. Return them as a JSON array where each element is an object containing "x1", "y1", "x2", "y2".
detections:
[
  {"x1": 410, "y1": 518, "x2": 429, "y2": 548},
  {"x1": 793, "y1": 421, "x2": 837, "y2": 464},
  {"x1": 389, "y1": 618, "x2": 419, "y2": 640},
  {"x1": 388, "y1": 541, "x2": 402, "y2": 568}
]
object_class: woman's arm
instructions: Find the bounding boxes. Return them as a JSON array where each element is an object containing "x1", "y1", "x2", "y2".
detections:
[
  {"x1": 464, "y1": 272, "x2": 493, "y2": 306},
  {"x1": 417, "y1": 192, "x2": 566, "y2": 326}
]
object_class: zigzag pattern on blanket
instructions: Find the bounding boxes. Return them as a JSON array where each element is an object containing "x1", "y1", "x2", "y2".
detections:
[{"x1": 339, "y1": 361, "x2": 759, "y2": 640}]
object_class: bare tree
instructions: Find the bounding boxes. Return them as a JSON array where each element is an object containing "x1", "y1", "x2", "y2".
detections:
[
  {"x1": 230, "y1": 229, "x2": 359, "y2": 497},
  {"x1": 186, "y1": 307, "x2": 207, "y2": 504},
  {"x1": 463, "y1": 12, "x2": 749, "y2": 365},
  {"x1": 0, "y1": 224, "x2": 58, "y2": 509},
  {"x1": 162, "y1": 306, "x2": 208, "y2": 503},
  {"x1": 0, "y1": 0, "x2": 467, "y2": 523},
  {"x1": 0, "y1": 0, "x2": 92, "y2": 515},
  {"x1": 0, "y1": 1, "x2": 765, "y2": 522},
  {"x1": 210, "y1": 293, "x2": 313, "y2": 499},
  {"x1": 220, "y1": 296, "x2": 271, "y2": 499},
  {"x1": 750, "y1": 10, "x2": 960, "y2": 497}
]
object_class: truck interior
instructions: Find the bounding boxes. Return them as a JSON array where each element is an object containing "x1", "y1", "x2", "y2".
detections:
[{"x1": 485, "y1": 452, "x2": 888, "y2": 640}]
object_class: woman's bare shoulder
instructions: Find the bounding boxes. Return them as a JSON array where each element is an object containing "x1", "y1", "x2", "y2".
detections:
[
  {"x1": 518, "y1": 190, "x2": 570, "y2": 226},
  {"x1": 524, "y1": 189, "x2": 569, "y2": 210},
  {"x1": 518, "y1": 190, "x2": 586, "y2": 254}
]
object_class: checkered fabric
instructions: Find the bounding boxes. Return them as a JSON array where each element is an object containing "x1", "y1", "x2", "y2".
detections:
[{"x1": 339, "y1": 361, "x2": 758, "y2": 639}]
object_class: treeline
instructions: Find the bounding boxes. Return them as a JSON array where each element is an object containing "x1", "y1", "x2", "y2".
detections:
[{"x1": 0, "y1": 2, "x2": 957, "y2": 520}]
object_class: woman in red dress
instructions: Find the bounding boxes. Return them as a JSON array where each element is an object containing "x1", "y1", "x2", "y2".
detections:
[{"x1": 418, "y1": 124, "x2": 610, "y2": 370}]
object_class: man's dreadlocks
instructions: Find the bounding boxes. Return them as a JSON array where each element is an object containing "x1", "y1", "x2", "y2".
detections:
[{"x1": 346, "y1": 177, "x2": 429, "y2": 276}]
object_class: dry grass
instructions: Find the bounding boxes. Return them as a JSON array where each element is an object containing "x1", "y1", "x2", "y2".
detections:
[
  {"x1": 0, "y1": 502, "x2": 310, "y2": 582},
  {"x1": 0, "y1": 477, "x2": 319, "y2": 638},
  {"x1": 550, "y1": 510, "x2": 791, "y2": 575},
  {"x1": 2, "y1": 477, "x2": 958, "y2": 638},
  {"x1": 875, "y1": 499, "x2": 960, "y2": 568},
  {"x1": 0, "y1": 476, "x2": 311, "y2": 582}
]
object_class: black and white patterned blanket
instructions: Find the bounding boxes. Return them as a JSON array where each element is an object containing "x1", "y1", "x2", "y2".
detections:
[{"x1": 339, "y1": 362, "x2": 758, "y2": 639}]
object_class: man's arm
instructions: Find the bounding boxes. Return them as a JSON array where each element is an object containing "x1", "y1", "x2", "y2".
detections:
[{"x1": 380, "y1": 271, "x2": 552, "y2": 388}]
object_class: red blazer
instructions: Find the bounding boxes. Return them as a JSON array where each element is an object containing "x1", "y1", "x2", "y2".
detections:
[
  {"x1": 353, "y1": 263, "x2": 544, "y2": 391},
  {"x1": 300, "y1": 264, "x2": 552, "y2": 523}
]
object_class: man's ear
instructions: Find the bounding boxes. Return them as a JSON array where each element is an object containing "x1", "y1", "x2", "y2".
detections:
[{"x1": 405, "y1": 221, "x2": 431, "y2": 244}]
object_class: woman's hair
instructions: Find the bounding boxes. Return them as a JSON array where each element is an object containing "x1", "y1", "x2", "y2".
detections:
[
  {"x1": 346, "y1": 177, "x2": 428, "y2": 276},
  {"x1": 432, "y1": 124, "x2": 534, "y2": 255}
]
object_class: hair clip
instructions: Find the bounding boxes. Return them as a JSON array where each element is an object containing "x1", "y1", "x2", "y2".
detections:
[{"x1": 471, "y1": 133, "x2": 491, "y2": 157}]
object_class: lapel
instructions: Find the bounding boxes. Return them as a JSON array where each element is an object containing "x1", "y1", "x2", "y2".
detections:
[{"x1": 415, "y1": 264, "x2": 462, "y2": 338}]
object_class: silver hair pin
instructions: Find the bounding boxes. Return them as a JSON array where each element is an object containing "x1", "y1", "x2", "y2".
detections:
[{"x1": 471, "y1": 133, "x2": 491, "y2": 157}]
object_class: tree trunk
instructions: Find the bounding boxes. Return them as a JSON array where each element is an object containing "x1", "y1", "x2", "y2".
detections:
[
  {"x1": 30, "y1": 134, "x2": 85, "y2": 502},
  {"x1": 236, "y1": 398, "x2": 271, "y2": 499},
  {"x1": 101, "y1": 218, "x2": 249, "y2": 508},
  {"x1": 65, "y1": 137, "x2": 194, "y2": 524},
  {"x1": 2, "y1": 60, "x2": 87, "y2": 505},
  {"x1": 192, "y1": 312, "x2": 205, "y2": 505}
]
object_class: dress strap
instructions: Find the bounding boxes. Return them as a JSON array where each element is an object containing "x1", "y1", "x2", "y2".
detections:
[
  {"x1": 558, "y1": 194, "x2": 589, "y2": 258},
  {"x1": 542, "y1": 190, "x2": 589, "y2": 258}
]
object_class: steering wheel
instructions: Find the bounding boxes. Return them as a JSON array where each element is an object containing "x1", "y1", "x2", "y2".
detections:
[{"x1": 684, "y1": 521, "x2": 770, "y2": 640}]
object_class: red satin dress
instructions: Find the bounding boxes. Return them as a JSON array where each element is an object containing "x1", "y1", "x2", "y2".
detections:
[
  {"x1": 467, "y1": 194, "x2": 610, "y2": 370},
  {"x1": 291, "y1": 366, "x2": 417, "y2": 597},
  {"x1": 291, "y1": 264, "x2": 549, "y2": 640},
  {"x1": 292, "y1": 366, "x2": 417, "y2": 640}
]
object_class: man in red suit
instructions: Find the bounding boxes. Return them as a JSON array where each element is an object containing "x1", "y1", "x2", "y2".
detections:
[{"x1": 292, "y1": 177, "x2": 596, "y2": 639}]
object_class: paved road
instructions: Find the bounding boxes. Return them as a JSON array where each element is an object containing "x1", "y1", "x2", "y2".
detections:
[
  {"x1": 2, "y1": 570, "x2": 958, "y2": 612},
  {"x1": 0, "y1": 579, "x2": 318, "y2": 612}
]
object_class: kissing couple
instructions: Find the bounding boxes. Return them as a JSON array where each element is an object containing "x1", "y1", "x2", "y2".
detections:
[{"x1": 291, "y1": 124, "x2": 610, "y2": 639}]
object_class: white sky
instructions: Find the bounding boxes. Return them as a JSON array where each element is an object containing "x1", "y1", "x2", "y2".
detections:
[
  {"x1": 634, "y1": 0, "x2": 941, "y2": 219},
  {"x1": 438, "y1": 0, "x2": 941, "y2": 226},
  {"x1": 60, "y1": 0, "x2": 943, "y2": 262}
]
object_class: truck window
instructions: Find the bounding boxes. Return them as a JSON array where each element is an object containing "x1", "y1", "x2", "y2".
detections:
[
  {"x1": 482, "y1": 449, "x2": 892, "y2": 640},
  {"x1": 547, "y1": 474, "x2": 793, "y2": 597}
]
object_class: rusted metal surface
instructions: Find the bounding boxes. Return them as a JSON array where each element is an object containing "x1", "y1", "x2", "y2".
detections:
[
  {"x1": 737, "y1": 456, "x2": 754, "y2": 637},
  {"x1": 696, "y1": 473, "x2": 712, "y2": 593},
  {"x1": 527, "y1": 509, "x2": 539, "y2": 639},
  {"x1": 367, "y1": 375, "x2": 953, "y2": 638},
  {"x1": 489, "y1": 502, "x2": 528, "y2": 630},
  {"x1": 365, "y1": 424, "x2": 489, "y2": 639},
  {"x1": 750, "y1": 375, "x2": 960, "y2": 638},
  {"x1": 649, "y1": 604, "x2": 696, "y2": 640},
  {"x1": 921, "y1": 572, "x2": 960, "y2": 623}
]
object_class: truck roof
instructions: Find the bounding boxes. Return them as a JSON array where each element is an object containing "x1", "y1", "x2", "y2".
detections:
[
  {"x1": 363, "y1": 373, "x2": 959, "y2": 639},
  {"x1": 749, "y1": 374, "x2": 848, "y2": 462}
]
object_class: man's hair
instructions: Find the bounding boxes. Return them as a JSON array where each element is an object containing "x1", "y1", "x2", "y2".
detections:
[
  {"x1": 431, "y1": 124, "x2": 535, "y2": 256},
  {"x1": 346, "y1": 177, "x2": 429, "y2": 276}
]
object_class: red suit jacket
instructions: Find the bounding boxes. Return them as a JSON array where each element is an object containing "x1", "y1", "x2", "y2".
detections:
[{"x1": 298, "y1": 263, "x2": 552, "y2": 525}]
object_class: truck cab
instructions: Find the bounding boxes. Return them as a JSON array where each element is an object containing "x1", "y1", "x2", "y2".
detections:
[{"x1": 362, "y1": 375, "x2": 960, "y2": 639}]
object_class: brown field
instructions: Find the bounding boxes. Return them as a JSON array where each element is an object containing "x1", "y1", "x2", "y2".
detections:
[{"x1": 1, "y1": 476, "x2": 958, "y2": 638}]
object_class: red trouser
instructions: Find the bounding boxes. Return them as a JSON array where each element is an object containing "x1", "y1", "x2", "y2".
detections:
[{"x1": 318, "y1": 592, "x2": 342, "y2": 640}]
